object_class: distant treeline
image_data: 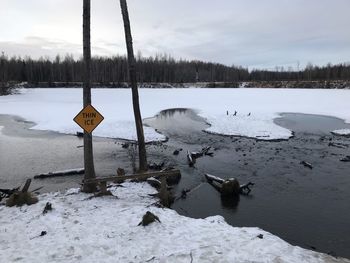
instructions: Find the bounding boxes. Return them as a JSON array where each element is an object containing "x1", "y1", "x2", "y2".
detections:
[{"x1": 0, "y1": 53, "x2": 349, "y2": 85}]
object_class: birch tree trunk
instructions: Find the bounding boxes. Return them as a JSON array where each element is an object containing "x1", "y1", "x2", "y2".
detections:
[
  {"x1": 120, "y1": 0, "x2": 148, "y2": 172},
  {"x1": 82, "y1": 0, "x2": 97, "y2": 192}
]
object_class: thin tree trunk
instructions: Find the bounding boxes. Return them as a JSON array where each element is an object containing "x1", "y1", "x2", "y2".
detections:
[
  {"x1": 120, "y1": 0, "x2": 148, "y2": 172},
  {"x1": 82, "y1": 0, "x2": 97, "y2": 192}
]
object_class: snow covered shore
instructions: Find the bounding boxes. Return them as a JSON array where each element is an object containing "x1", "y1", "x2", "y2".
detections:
[
  {"x1": 0, "y1": 88, "x2": 349, "y2": 141},
  {"x1": 0, "y1": 182, "x2": 348, "y2": 263},
  {"x1": 331, "y1": 129, "x2": 350, "y2": 137}
]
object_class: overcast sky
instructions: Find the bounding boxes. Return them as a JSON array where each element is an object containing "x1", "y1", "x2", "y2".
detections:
[{"x1": 1, "y1": 0, "x2": 349, "y2": 69}]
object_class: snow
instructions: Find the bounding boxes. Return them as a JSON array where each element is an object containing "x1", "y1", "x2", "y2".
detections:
[
  {"x1": 0, "y1": 182, "x2": 347, "y2": 263},
  {"x1": 0, "y1": 88, "x2": 350, "y2": 141},
  {"x1": 332, "y1": 129, "x2": 350, "y2": 136}
]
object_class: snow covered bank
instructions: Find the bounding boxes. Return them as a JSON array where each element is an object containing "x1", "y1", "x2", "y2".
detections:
[
  {"x1": 0, "y1": 88, "x2": 349, "y2": 141},
  {"x1": 0, "y1": 182, "x2": 347, "y2": 263},
  {"x1": 332, "y1": 129, "x2": 350, "y2": 137}
]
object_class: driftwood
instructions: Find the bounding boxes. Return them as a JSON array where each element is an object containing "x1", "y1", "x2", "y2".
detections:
[
  {"x1": 0, "y1": 187, "x2": 20, "y2": 201},
  {"x1": 147, "y1": 177, "x2": 162, "y2": 189},
  {"x1": 205, "y1": 174, "x2": 254, "y2": 196},
  {"x1": 205, "y1": 173, "x2": 225, "y2": 184},
  {"x1": 1, "y1": 185, "x2": 42, "y2": 201},
  {"x1": 187, "y1": 150, "x2": 195, "y2": 166},
  {"x1": 34, "y1": 168, "x2": 85, "y2": 179},
  {"x1": 191, "y1": 146, "x2": 212, "y2": 159},
  {"x1": 187, "y1": 146, "x2": 214, "y2": 167},
  {"x1": 240, "y1": 182, "x2": 255, "y2": 195},
  {"x1": 340, "y1": 156, "x2": 350, "y2": 162},
  {"x1": 6, "y1": 179, "x2": 38, "y2": 207},
  {"x1": 328, "y1": 142, "x2": 348, "y2": 149},
  {"x1": 175, "y1": 183, "x2": 204, "y2": 201},
  {"x1": 148, "y1": 162, "x2": 165, "y2": 171},
  {"x1": 300, "y1": 161, "x2": 313, "y2": 169}
]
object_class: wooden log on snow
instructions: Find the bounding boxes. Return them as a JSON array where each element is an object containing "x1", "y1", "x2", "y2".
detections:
[{"x1": 34, "y1": 168, "x2": 85, "y2": 179}]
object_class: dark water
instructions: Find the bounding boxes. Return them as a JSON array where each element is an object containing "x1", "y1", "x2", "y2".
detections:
[
  {"x1": 1, "y1": 111, "x2": 350, "y2": 259},
  {"x1": 145, "y1": 109, "x2": 350, "y2": 259},
  {"x1": 0, "y1": 115, "x2": 134, "y2": 192},
  {"x1": 275, "y1": 113, "x2": 350, "y2": 135}
]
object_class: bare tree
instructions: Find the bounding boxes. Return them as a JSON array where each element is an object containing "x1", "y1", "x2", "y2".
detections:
[
  {"x1": 82, "y1": 0, "x2": 97, "y2": 192},
  {"x1": 120, "y1": 0, "x2": 148, "y2": 172}
]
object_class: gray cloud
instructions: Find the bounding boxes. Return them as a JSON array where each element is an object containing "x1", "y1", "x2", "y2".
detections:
[{"x1": 0, "y1": 0, "x2": 349, "y2": 69}]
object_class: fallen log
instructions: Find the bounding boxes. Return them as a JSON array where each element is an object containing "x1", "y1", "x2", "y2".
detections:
[
  {"x1": 175, "y1": 183, "x2": 204, "y2": 201},
  {"x1": 0, "y1": 187, "x2": 20, "y2": 201},
  {"x1": 205, "y1": 173, "x2": 225, "y2": 184},
  {"x1": 340, "y1": 156, "x2": 350, "y2": 162},
  {"x1": 191, "y1": 146, "x2": 212, "y2": 159},
  {"x1": 34, "y1": 168, "x2": 85, "y2": 179},
  {"x1": 0, "y1": 187, "x2": 20, "y2": 197},
  {"x1": 148, "y1": 162, "x2": 165, "y2": 171},
  {"x1": 205, "y1": 173, "x2": 254, "y2": 196},
  {"x1": 146, "y1": 177, "x2": 162, "y2": 189},
  {"x1": 328, "y1": 142, "x2": 348, "y2": 149},
  {"x1": 187, "y1": 150, "x2": 195, "y2": 166},
  {"x1": 300, "y1": 161, "x2": 313, "y2": 169}
]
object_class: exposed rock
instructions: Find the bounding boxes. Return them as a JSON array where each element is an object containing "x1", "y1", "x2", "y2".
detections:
[
  {"x1": 138, "y1": 211, "x2": 161, "y2": 226},
  {"x1": 43, "y1": 202, "x2": 52, "y2": 214}
]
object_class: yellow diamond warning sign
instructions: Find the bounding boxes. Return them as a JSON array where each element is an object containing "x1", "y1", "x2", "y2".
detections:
[{"x1": 73, "y1": 104, "x2": 104, "y2": 133}]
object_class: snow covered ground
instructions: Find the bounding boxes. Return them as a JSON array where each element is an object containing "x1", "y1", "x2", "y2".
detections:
[
  {"x1": 1, "y1": 182, "x2": 348, "y2": 263},
  {"x1": 0, "y1": 88, "x2": 349, "y2": 141}
]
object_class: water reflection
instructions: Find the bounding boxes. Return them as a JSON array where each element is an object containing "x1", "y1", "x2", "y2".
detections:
[
  {"x1": 221, "y1": 195, "x2": 240, "y2": 210},
  {"x1": 144, "y1": 108, "x2": 209, "y2": 138},
  {"x1": 157, "y1": 108, "x2": 189, "y2": 118}
]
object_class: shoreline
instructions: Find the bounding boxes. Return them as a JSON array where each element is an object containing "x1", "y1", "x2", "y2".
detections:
[{"x1": 5, "y1": 79, "x2": 350, "y2": 90}]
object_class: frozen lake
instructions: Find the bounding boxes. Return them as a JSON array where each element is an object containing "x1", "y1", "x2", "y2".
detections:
[{"x1": 1, "y1": 88, "x2": 350, "y2": 140}]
